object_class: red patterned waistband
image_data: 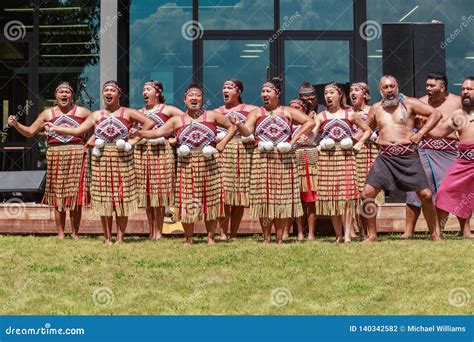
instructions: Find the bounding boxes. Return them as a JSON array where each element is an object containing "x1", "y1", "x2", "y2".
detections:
[
  {"x1": 380, "y1": 143, "x2": 416, "y2": 156},
  {"x1": 419, "y1": 138, "x2": 458, "y2": 151},
  {"x1": 459, "y1": 149, "x2": 474, "y2": 161}
]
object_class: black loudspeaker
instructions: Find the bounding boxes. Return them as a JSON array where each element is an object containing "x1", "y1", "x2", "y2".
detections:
[
  {"x1": 0, "y1": 170, "x2": 46, "y2": 202},
  {"x1": 382, "y1": 23, "x2": 446, "y2": 98}
]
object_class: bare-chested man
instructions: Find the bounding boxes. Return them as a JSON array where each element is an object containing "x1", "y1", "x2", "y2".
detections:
[
  {"x1": 361, "y1": 75, "x2": 442, "y2": 242},
  {"x1": 403, "y1": 72, "x2": 470, "y2": 238},
  {"x1": 431, "y1": 76, "x2": 474, "y2": 237}
]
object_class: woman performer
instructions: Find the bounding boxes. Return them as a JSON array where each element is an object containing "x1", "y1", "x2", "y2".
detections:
[
  {"x1": 8, "y1": 81, "x2": 92, "y2": 239},
  {"x1": 135, "y1": 83, "x2": 231, "y2": 245},
  {"x1": 284, "y1": 97, "x2": 319, "y2": 241},
  {"x1": 134, "y1": 80, "x2": 185, "y2": 240},
  {"x1": 214, "y1": 79, "x2": 259, "y2": 240},
  {"x1": 231, "y1": 77, "x2": 315, "y2": 244},
  {"x1": 349, "y1": 82, "x2": 383, "y2": 239},
  {"x1": 45, "y1": 80, "x2": 154, "y2": 244},
  {"x1": 314, "y1": 83, "x2": 371, "y2": 243}
]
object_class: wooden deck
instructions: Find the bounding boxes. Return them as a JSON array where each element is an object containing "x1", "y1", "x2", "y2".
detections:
[{"x1": 0, "y1": 203, "x2": 468, "y2": 235}]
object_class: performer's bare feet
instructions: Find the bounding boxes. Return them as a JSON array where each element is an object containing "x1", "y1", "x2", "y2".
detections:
[
  {"x1": 282, "y1": 231, "x2": 289, "y2": 240},
  {"x1": 430, "y1": 234, "x2": 442, "y2": 241},
  {"x1": 103, "y1": 240, "x2": 113, "y2": 246},
  {"x1": 208, "y1": 238, "x2": 216, "y2": 245},
  {"x1": 57, "y1": 233, "x2": 65, "y2": 240},
  {"x1": 71, "y1": 233, "x2": 79, "y2": 240},
  {"x1": 184, "y1": 238, "x2": 193, "y2": 245},
  {"x1": 220, "y1": 233, "x2": 228, "y2": 241},
  {"x1": 263, "y1": 238, "x2": 271, "y2": 245},
  {"x1": 276, "y1": 238, "x2": 284, "y2": 245},
  {"x1": 297, "y1": 232, "x2": 304, "y2": 242},
  {"x1": 334, "y1": 236, "x2": 343, "y2": 244},
  {"x1": 344, "y1": 237, "x2": 352, "y2": 243},
  {"x1": 462, "y1": 232, "x2": 474, "y2": 239},
  {"x1": 362, "y1": 235, "x2": 377, "y2": 243},
  {"x1": 308, "y1": 234, "x2": 315, "y2": 240},
  {"x1": 400, "y1": 233, "x2": 413, "y2": 239}
]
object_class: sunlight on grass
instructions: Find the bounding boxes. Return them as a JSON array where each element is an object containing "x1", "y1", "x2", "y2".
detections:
[{"x1": 0, "y1": 235, "x2": 472, "y2": 315}]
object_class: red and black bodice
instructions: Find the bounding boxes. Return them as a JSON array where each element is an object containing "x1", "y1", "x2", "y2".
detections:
[
  {"x1": 319, "y1": 110, "x2": 353, "y2": 142},
  {"x1": 94, "y1": 107, "x2": 132, "y2": 143},
  {"x1": 254, "y1": 107, "x2": 292, "y2": 144},
  {"x1": 175, "y1": 111, "x2": 217, "y2": 148},
  {"x1": 47, "y1": 105, "x2": 85, "y2": 144}
]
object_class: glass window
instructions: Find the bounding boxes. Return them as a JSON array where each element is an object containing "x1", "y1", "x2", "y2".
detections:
[
  {"x1": 199, "y1": 0, "x2": 273, "y2": 30},
  {"x1": 203, "y1": 39, "x2": 270, "y2": 108},
  {"x1": 38, "y1": 1, "x2": 101, "y2": 111},
  {"x1": 280, "y1": 0, "x2": 353, "y2": 30},
  {"x1": 130, "y1": 0, "x2": 193, "y2": 110},
  {"x1": 366, "y1": 0, "x2": 474, "y2": 100},
  {"x1": 284, "y1": 40, "x2": 350, "y2": 103}
]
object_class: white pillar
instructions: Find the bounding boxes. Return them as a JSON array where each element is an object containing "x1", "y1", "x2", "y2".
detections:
[{"x1": 99, "y1": 0, "x2": 118, "y2": 92}]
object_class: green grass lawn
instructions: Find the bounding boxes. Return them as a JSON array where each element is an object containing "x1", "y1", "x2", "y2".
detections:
[{"x1": 0, "y1": 234, "x2": 472, "y2": 315}]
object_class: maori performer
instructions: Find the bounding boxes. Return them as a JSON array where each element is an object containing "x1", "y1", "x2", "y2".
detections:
[
  {"x1": 403, "y1": 73, "x2": 468, "y2": 238},
  {"x1": 136, "y1": 83, "x2": 231, "y2": 245},
  {"x1": 231, "y1": 77, "x2": 315, "y2": 244},
  {"x1": 8, "y1": 81, "x2": 92, "y2": 239},
  {"x1": 349, "y1": 82, "x2": 383, "y2": 239},
  {"x1": 134, "y1": 80, "x2": 185, "y2": 240},
  {"x1": 285, "y1": 97, "x2": 319, "y2": 241},
  {"x1": 361, "y1": 75, "x2": 442, "y2": 242},
  {"x1": 298, "y1": 81, "x2": 325, "y2": 114},
  {"x1": 431, "y1": 76, "x2": 474, "y2": 238},
  {"x1": 45, "y1": 80, "x2": 154, "y2": 244},
  {"x1": 314, "y1": 83, "x2": 371, "y2": 243},
  {"x1": 214, "y1": 79, "x2": 258, "y2": 240}
]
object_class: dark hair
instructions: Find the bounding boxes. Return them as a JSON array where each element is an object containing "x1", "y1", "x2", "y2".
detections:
[
  {"x1": 145, "y1": 80, "x2": 166, "y2": 103},
  {"x1": 225, "y1": 78, "x2": 244, "y2": 103},
  {"x1": 427, "y1": 72, "x2": 448, "y2": 89},
  {"x1": 268, "y1": 76, "x2": 284, "y2": 94},
  {"x1": 464, "y1": 76, "x2": 474, "y2": 81},
  {"x1": 184, "y1": 82, "x2": 203, "y2": 96}
]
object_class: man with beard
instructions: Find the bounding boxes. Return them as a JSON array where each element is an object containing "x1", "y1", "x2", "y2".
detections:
[
  {"x1": 298, "y1": 81, "x2": 325, "y2": 115},
  {"x1": 403, "y1": 73, "x2": 470, "y2": 238},
  {"x1": 432, "y1": 76, "x2": 474, "y2": 238},
  {"x1": 361, "y1": 75, "x2": 442, "y2": 242}
]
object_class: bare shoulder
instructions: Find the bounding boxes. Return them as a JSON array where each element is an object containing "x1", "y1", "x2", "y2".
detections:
[
  {"x1": 244, "y1": 104, "x2": 259, "y2": 111},
  {"x1": 419, "y1": 95, "x2": 429, "y2": 104},
  {"x1": 447, "y1": 93, "x2": 462, "y2": 105},
  {"x1": 163, "y1": 104, "x2": 185, "y2": 116},
  {"x1": 75, "y1": 105, "x2": 92, "y2": 118},
  {"x1": 248, "y1": 107, "x2": 261, "y2": 117}
]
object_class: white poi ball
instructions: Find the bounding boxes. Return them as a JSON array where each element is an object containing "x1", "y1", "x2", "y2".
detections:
[
  {"x1": 319, "y1": 140, "x2": 327, "y2": 150},
  {"x1": 277, "y1": 142, "x2": 292, "y2": 153},
  {"x1": 324, "y1": 138, "x2": 335, "y2": 149},
  {"x1": 316, "y1": 145, "x2": 322, "y2": 152},
  {"x1": 263, "y1": 141, "x2": 274, "y2": 151},
  {"x1": 94, "y1": 138, "x2": 105, "y2": 149},
  {"x1": 216, "y1": 132, "x2": 226, "y2": 142},
  {"x1": 92, "y1": 147, "x2": 102, "y2": 157},
  {"x1": 340, "y1": 137, "x2": 353, "y2": 150},
  {"x1": 202, "y1": 145, "x2": 216, "y2": 158},
  {"x1": 115, "y1": 139, "x2": 126, "y2": 150},
  {"x1": 178, "y1": 145, "x2": 190, "y2": 156},
  {"x1": 257, "y1": 141, "x2": 265, "y2": 151},
  {"x1": 370, "y1": 131, "x2": 378, "y2": 142},
  {"x1": 123, "y1": 142, "x2": 132, "y2": 152}
]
